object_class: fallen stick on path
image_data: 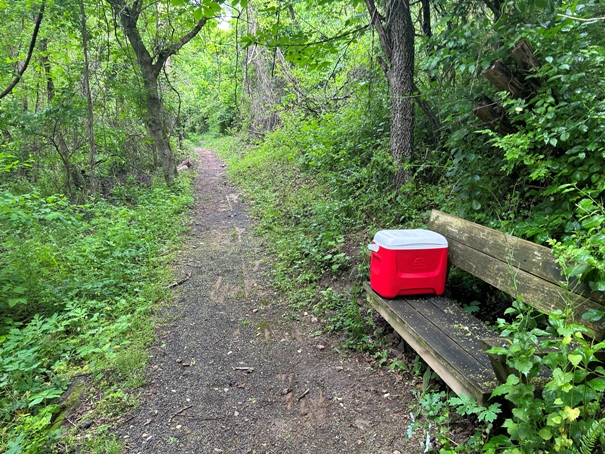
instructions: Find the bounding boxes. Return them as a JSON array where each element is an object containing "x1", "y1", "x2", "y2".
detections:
[
  {"x1": 168, "y1": 405, "x2": 193, "y2": 424},
  {"x1": 298, "y1": 389, "x2": 310, "y2": 401},
  {"x1": 168, "y1": 272, "x2": 192, "y2": 288}
]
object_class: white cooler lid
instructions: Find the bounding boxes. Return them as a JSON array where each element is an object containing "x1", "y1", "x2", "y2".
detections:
[{"x1": 372, "y1": 229, "x2": 448, "y2": 250}]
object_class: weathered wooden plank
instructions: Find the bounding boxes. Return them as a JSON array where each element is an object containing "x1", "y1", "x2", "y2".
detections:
[
  {"x1": 446, "y1": 237, "x2": 605, "y2": 340},
  {"x1": 473, "y1": 95, "x2": 517, "y2": 135},
  {"x1": 364, "y1": 283, "x2": 498, "y2": 405},
  {"x1": 407, "y1": 297, "x2": 497, "y2": 365},
  {"x1": 483, "y1": 60, "x2": 532, "y2": 100},
  {"x1": 428, "y1": 210, "x2": 602, "y2": 305},
  {"x1": 428, "y1": 210, "x2": 563, "y2": 285}
]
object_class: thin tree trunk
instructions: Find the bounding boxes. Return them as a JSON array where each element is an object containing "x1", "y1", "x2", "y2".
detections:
[
  {"x1": 0, "y1": 1, "x2": 45, "y2": 100},
  {"x1": 420, "y1": 0, "x2": 432, "y2": 38},
  {"x1": 80, "y1": 0, "x2": 97, "y2": 195},
  {"x1": 41, "y1": 38, "x2": 86, "y2": 196}
]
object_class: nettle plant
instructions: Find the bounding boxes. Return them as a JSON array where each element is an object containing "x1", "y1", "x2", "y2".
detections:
[{"x1": 484, "y1": 297, "x2": 605, "y2": 454}]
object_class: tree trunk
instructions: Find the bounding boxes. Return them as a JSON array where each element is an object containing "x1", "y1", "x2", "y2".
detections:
[
  {"x1": 420, "y1": 0, "x2": 432, "y2": 38},
  {"x1": 244, "y1": 5, "x2": 283, "y2": 134},
  {"x1": 387, "y1": 0, "x2": 415, "y2": 186},
  {"x1": 483, "y1": 0, "x2": 503, "y2": 22},
  {"x1": 473, "y1": 95, "x2": 517, "y2": 135},
  {"x1": 107, "y1": 0, "x2": 207, "y2": 184},
  {"x1": 365, "y1": 0, "x2": 416, "y2": 187},
  {"x1": 79, "y1": 0, "x2": 97, "y2": 195},
  {"x1": 142, "y1": 71, "x2": 176, "y2": 182}
]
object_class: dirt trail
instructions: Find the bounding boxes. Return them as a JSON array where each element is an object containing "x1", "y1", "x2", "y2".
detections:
[{"x1": 118, "y1": 148, "x2": 422, "y2": 453}]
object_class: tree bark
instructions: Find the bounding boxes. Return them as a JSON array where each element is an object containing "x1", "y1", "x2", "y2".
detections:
[
  {"x1": 387, "y1": 0, "x2": 415, "y2": 186},
  {"x1": 107, "y1": 0, "x2": 207, "y2": 184},
  {"x1": 80, "y1": 0, "x2": 97, "y2": 195},
  {"x1": 420, "y1": 0, "x2": 432, "y2": 38},
  {"x1": 483, "y1": 0, "x2": 503, "y2": 22},
  {"x1": 473, "y1": 95, "x2": 517, "y2": 135},
  {"x1": 511, "y1": 39, "x2": 542, "y2": 92},
  {"x1": 365, "y1": 0, "x2": 415, "y2": 187}
]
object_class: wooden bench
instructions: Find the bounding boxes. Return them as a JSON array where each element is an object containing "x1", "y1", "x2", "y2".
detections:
[{"x1": 364, "y1": 209, "x2": 605, "y2": 405}]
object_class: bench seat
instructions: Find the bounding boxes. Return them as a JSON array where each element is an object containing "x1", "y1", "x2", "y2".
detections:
[{"x1": 364, "y1": 283, "x2": 499, "y2": 405}]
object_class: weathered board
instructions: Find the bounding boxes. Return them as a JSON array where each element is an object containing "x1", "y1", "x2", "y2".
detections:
[
  {"x1": 428, "y1": 210, "x2": 605, "y2": 340},
  {"x1": 364, "y1": 283, "x2": 499, "y2": 405}
]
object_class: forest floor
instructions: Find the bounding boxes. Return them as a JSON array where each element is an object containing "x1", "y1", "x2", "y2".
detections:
[{"x1": 116, "y1": 147, "x2": 427, "y2": 453}]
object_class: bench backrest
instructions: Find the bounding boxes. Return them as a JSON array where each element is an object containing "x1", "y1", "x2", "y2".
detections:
[{"x1": 427, "y1": 210, "x2": 605, "y2": 340}]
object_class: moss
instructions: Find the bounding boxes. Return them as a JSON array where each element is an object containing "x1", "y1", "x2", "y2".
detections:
[{"x1": 50, "y1": 374, "x2": 90, "y2": 431}]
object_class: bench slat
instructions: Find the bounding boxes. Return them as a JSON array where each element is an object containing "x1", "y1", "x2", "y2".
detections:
[
  {"x1": 406, "y1": 297, "x2": 496, "y2": 365},
  {"x1": 446, "y1": 237, "x2": 605, "y2": 340},
  {"x1": 428, "y1": 210, "x2": 562, "y2": 283},
  {"x1": 364, "y1": 283, "x2": 498, "y2": 405},
  {"x1": 429, "y1": 210, "x2": 602, "y2": 303}
]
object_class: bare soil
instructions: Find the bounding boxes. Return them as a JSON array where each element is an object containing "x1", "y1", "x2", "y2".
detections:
[{"x1": 117, "y1": 148, "x2": 426, "y2": 453}]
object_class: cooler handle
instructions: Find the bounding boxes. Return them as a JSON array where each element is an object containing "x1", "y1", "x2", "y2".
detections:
[{"x1": 367, "y1": 243, "x2": 379, "y2": 252}]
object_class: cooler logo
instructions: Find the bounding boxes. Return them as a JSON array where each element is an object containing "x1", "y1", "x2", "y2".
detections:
[{"x1": 412, "y1": 257, "x2": 427, "y2": 269}]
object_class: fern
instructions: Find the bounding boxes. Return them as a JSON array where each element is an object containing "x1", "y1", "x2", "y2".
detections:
[{"x1": 576, "y1": 418, "x2": 605, "y2": 454}]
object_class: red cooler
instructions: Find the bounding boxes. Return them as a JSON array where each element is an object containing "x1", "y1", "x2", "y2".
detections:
[{"x1": 368, "y1": 229, "x2": 448, "y2": 298}]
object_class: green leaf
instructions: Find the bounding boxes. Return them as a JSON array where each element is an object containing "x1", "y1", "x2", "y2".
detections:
[
  {"x1": 582, "y1": 308, "x2": 604, "y2": 322},
  {"x1": 8, "y1": 297, "x2": 27, "y2": 307},
  {"x1": 539, "y1": 427, "x2": 552, "y2": 440},
  {"x1": 589, "y1": 280, "x2": 605, "y2": 292},
  {"x1": 478, "y1": 403, "x2": 501, "y2": 423},
  {"x1": 566, "y1": 263, "x2": 589, "y2": 277},
  {"x1": 12, "y1": 286, "x2": 27, "y2": 294},
  {"x1": 567, "y1": 353, "x2": 582, "y2": 366},
  {"x1": 587, "y1": 378, "x2": 605, "y2": 392}
]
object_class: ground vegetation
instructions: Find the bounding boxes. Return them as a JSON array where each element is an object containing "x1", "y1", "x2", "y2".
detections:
[{"x1": 1, "y1": 0, "x2": 605, "y2": 451}]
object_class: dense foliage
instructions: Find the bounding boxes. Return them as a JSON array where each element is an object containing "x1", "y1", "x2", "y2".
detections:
[
  {"x1": 1, "y1": 0, "x2": 605, "y2": 451},
  {"x1": 0, "y1": 161, "x2": 193, "y2": 451}
]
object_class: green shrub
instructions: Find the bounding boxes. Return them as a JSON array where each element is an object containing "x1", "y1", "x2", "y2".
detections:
[
  {"x1": 484, "y1": 298, "x2": 605, "y2": 453},
  {"x1": 0, "y1": 174, "x2": 193, "y2": 452}
]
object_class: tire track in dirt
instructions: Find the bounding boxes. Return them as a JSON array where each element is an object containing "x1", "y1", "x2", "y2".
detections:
[{"x1": 118, "y1": 147, "x2": 423, "y2": 453}]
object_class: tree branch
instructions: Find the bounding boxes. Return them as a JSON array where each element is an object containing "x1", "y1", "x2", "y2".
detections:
[
  {"x1": 108, "y1": 0, "x2": 153, "y2": 72},
  {"x1": 153, "y1": 16, "x2": 208, "y2": 75},
  {"x1": 557, "y1": 13, "x2": 605, "y2": 22},
  {"x1": 0, "y1": 1, "x2": 46, "y2": 100},
  {"x1": 365, "y1": 0, "x2": 392, "y2": 63},
  {"x1": 263, "y1": 24, "x2": 369, "y2": 48}
]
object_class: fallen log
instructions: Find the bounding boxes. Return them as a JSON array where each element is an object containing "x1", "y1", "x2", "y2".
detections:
[
  {"x1": 511, "y1": 39, "x2": 542, "y2": 92},
  {"x1": 473, "y1": 95, "x2": 517, "y2": 135}
]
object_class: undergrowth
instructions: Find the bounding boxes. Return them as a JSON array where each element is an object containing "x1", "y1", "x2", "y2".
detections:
[{"x1": 0, "y1": 162, "x2": 194, "y2": 453}]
